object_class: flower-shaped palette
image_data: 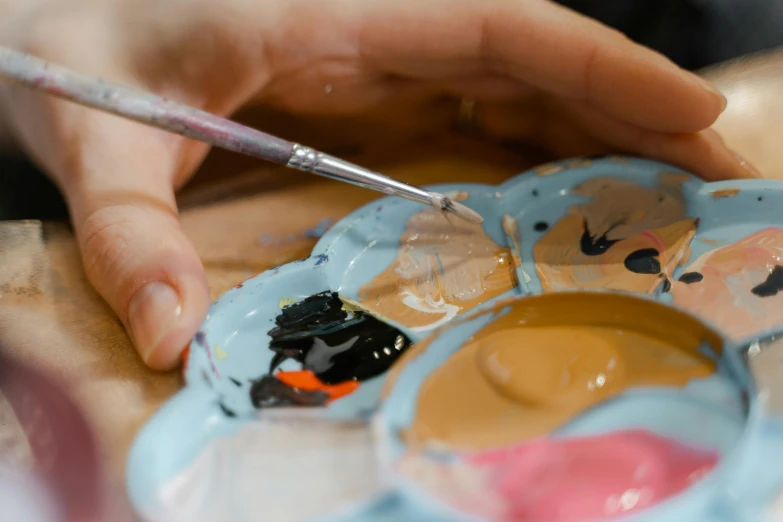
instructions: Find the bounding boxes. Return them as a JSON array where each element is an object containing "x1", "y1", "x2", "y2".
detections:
[{"x1": 127, "y1": 157, "x2": 783, "y2": 522}]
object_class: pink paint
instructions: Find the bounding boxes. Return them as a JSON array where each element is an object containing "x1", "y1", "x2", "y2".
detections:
[{"x1": 464, "y1": 430, "x2": 717, "y2": 521}]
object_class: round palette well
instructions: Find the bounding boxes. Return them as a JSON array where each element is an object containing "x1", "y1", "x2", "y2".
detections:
[
  {"x1": 126, "y1": 157, "x2": 783, "y2": 522},
  {"x1": 373, "y1": 292, "x2": 749, "y2": 522}
]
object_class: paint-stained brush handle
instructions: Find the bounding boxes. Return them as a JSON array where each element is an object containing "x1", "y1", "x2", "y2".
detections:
[
  {"x1": 0, "y1": 45, "x2": 294, "y2": 163},
  {"x1": 0, "y1": 45, "x2": 483, "y2": 224}
]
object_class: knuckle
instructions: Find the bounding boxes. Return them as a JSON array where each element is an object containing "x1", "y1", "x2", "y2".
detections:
[{"x1": 78, "y1": 205, "x2": 136, "y2": 290}]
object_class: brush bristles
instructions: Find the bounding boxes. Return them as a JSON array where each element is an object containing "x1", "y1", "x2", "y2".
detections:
[{"x1": 440, "y1": 197, "x2": 484, "y2": 224}]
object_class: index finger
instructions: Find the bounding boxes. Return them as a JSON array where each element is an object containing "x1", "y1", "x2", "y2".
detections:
[{"x1": 355, "y1": 0, "x2": 725, "y2": 133}]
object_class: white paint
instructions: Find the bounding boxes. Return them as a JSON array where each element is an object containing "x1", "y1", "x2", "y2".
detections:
[
  {"x1": 304, "y1": 336, "x2": 358, "y2": 374},
  {"x1": 400, "y1": 290, "x2": 460, "y2": 332}
]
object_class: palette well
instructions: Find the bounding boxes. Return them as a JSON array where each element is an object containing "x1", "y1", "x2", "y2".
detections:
[{"x1": 126, "y1": 157, "x2": 783, "y2": 522}]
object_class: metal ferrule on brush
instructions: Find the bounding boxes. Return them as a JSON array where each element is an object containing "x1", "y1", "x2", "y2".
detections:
[
  {"x1": 287, "y1": 144, "x2": 483, "y2": 223},
  {"x1": 287, "y1": 144, "x2": 434, "y2": 205}
]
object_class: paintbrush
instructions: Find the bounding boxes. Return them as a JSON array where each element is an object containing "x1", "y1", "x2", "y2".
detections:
[{"x1": 0, "y1": 46, "x2": 483, "y2": 224}]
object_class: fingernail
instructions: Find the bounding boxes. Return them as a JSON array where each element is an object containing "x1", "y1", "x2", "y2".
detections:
[
  {"x1": 693, "y1": 75, "x2": 727, "y2": 112},
  {"x1": 128, "y1": 282, "x2": 182, "y2": 363},
  {"x1": 732, "y1": 151, "x2": 763, "y2": 178}
]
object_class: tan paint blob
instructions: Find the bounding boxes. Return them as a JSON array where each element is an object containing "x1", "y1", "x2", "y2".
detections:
[
  {"x1": 711, "y1": 188, "x2": 740, "y2": 199},
  {"x1": 536, "y1": 164, "x2": 565, "y2": 177},
  {"x1": 534, "y1": 175, "x2": 696, "y2": 292},
  {"x1": 358, "y1": 197, "x2": 517, "y2": 331},
  {"x1": 403, "y1": 293, "x2": 720, "y2": 451},
  {"x1": 671, "y1": 227, "x2": 783, "y2": 340},
  {"x1": 502, "y1": 214, "x2": 522, "y2": 268}
]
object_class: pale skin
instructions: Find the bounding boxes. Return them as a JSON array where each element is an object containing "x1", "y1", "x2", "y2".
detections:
[{"x1": 0, "y1": 0, "x2": 759, "y2": 370}]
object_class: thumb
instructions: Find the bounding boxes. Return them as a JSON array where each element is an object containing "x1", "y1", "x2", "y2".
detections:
[{"x1": 62, "y1": 112, "x2": 211, "y2": 371}]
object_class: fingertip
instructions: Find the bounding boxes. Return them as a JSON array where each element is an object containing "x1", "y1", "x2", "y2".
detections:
[{"x1": 131, "y1": 275, "x2": 211, "y2": 371}]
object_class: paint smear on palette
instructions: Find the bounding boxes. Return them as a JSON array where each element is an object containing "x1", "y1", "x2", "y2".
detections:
[
  {"x1": 259, "y1": 218, "x2": 334, "y2": 245},
  {"x1": 671, "y1": 228, "x2": 783, "y2": 340},
  {"x1": 358, "y1": 193, "x2": 517, "y2": 332},
  {"x1": 533, "y1": 175, "x2": 696, "y2": 293},
  {"x1": 397, "y1": 430, "x2": 717, "y2": 522},
  {"x1": 403, "y1": 304, "x2": 715, "y2": 450}
]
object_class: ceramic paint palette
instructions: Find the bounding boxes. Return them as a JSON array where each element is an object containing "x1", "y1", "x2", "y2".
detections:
[{"x1": 127, "y1": 157, "x2": 783, "y2": 522}]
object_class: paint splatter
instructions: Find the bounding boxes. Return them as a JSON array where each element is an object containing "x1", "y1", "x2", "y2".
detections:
[
  {"x1": 278, "y1": 297, "x2": 297, "y2": 308},
  {"x1": 259, "y1": 218, "x2": 333, "y2": 246},
  {"x1": 193, "y1": 331, "x2": 220, "y2": 377},
  {"x1": 711, "y1": 188, "x2": 740, "y2": 199},
  {"x1": 751, "y1": 266, "x2": 783, "y2": 297},
  {"x1": 536, "y1": 164, "x2": 565, "y2": 177},
  {"x1": 304, "y1": 218, "x2": 334, "y2": 239},
  {"x1": 534, "y1": 221, "x2": 549, "y2": 232},
  {"x1": 678, "y1": 272, "x2": 704, "y2": 284},
  {"x1": 624, "y1": 248, "x2": 661, "y2": 274},
  {"x1": 579, "y1": 222, "x2": 619, "y2": 256},
  {"x1": 218, "y1": 402, "x2": 237, "y2": 417}
]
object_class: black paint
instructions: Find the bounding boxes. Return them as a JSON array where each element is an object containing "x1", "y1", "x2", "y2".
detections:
[
  {"x1": 218, "y1": 402, "x2": 237, "y2": 417},
  {"x1": 758, "y1": 196, "x2": 764, "y2": 202},
  {"x1": 678, "y1": 272, "x2": 704, "y2": 284},
  {"x1": 751, "y1": 266, "x2": 783, "y2": 297},
  {"x1": 268, "y1": 292, "x2": 349, "y2": 338},
  {"x1": 624, "y1": 248, "x2": 661, "y2": 274},
  {"x1": 229, "y1": 377, "x2": 242, "y2": 387},
  {"x1": 534, "y1": 221, "x2": 549, "y2": 232},
  {"x1": 249, "y1": 375, "x2": 329, "y2": 408},
  {"x1": 532, "y1": 189, "x2": 539, "y2": 197},
  {"x1": 662, "y1": 278, "x2": 672, "y2": 293},
  {"x1": 242, "y1": 291, "x2": 415, "y2": 413},
  {"x1": 580, "y1": 221, "x2": 619, "y2": 256},
  {"x1": 267, "y1": 291, "x2": 412, "y2": 385}
]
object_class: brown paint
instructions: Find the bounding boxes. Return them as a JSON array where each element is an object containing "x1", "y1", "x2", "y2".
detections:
[
  {"x1": 711, "y1": 188, "x2": 740, "y2": 199},
  {"x1": 358, "y1": 196, "x2": 517, "y2": 331},
  {"x1": 534, "y1": 176, "x2": 696, "y2": 292},
  {"x1": 402, "y1": 293, "x2": 721, "y2": 451}
]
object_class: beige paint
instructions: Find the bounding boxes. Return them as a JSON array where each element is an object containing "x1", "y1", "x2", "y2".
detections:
[{"x1": 358, "y1": 196, "x2": 517, "y2": 331}]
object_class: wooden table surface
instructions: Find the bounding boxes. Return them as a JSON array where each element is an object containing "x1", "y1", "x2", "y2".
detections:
[{"x1": 1, "y1": 50, "x2": 783, "y2": 516}]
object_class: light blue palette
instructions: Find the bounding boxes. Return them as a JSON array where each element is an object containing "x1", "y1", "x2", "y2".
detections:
[{"x1": 127, "y1": 157, "x2": 783, "y2": 522}]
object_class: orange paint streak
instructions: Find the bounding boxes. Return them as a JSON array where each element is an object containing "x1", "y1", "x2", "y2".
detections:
[{"x1": 275, "y1": 370, "x2": 359, "y2": 401}]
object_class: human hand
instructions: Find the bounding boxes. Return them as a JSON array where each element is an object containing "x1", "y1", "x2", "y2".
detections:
[{"x1": 0, "y1": 0, "x2": 756, "y2": 370}]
